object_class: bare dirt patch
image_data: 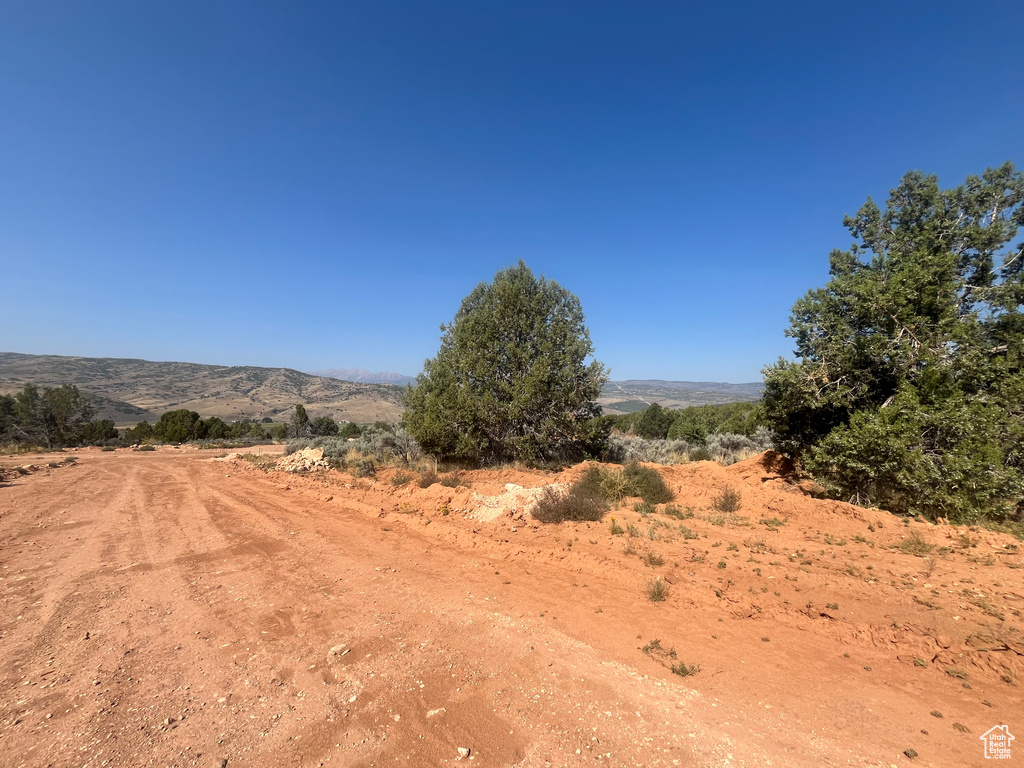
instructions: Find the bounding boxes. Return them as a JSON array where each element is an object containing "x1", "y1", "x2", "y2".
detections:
[{"x1": 1, "y1": 448, "x2": 1020, "y2": 767}]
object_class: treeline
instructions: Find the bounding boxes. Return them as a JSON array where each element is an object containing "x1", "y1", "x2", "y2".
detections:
[
  {"x1": 609, "y1": 402, "x2": 762, "y2": 441},
  {"x1": 123, "y1": 410, "x2": 274, "y2": 444},
  {"x1": 122, "y1": 406, "x2": 369, "y2": 445},
  {"x1": 0, "y1": 384, "x2": 367, "y2": 449}
]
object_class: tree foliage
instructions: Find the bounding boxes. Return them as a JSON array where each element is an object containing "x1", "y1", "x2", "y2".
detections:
[
  {"x1": 290, "y1": 404, "x2": 310, "y2": 438},
  {"x1": 153, "y1": 409, "x2": 205, "y2": 443},
  {"x1": 310, "y1": 415, "x2": 339, "y2": 436},
  {"x1": 404, "y1": 261, "x2": 608, "y2": 464},
  {"x1": 762, "y1": 163, "x2": 1024, "y2": 522},
  {"x1": 1, "y1": 383, "x2": 95, "y2": 448},
  {"x1": 611, "y1": 401, "x2": 762, "y2": 443}
]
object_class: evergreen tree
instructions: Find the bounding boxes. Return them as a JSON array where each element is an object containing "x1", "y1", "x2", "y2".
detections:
[
  {"x1": 153, "y1": 409, "x2": 203, "y2": 443},
  {"x1": 405, "y1": 261, "x2": 607, "y2": 464},
  {"x1": 762, "y1": 163, "x2": 1024, "y2": 521},
  {"x1": 291, "y1": 404, "x2": 310, "y2": 438},
  {"x1": 634, "y1": 403, "x2": 675, "y2": 439},
  {"x1": 310, "y1": 415, "x2": 339, "y2": 436}
]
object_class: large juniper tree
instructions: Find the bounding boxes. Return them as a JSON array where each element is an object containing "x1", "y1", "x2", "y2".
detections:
[
  {"x1": 762, "y1": 163, "x2": 1024, "y2": 522},
  {"x1": 405, "y1": 261, "x2": 608, "y2": 464}
]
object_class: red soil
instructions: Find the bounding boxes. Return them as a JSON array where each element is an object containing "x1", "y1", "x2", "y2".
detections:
[{"x1": 0, "y1": 447, "x2": 1020, "y2": 767}]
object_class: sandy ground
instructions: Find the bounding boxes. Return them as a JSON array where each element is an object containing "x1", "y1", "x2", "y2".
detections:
[{"x1": 1, "y1": 447, "x2": 1021, "y2": 768}]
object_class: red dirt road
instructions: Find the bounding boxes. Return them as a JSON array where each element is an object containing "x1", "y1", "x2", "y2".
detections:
[{"x1": 1, "y1": 448, "x2": 1021, "y2": 767}]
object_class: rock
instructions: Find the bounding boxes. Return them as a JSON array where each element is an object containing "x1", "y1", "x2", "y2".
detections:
[
  {"x1": 426, "y1": 707, "x2": 446, "y2": 718},
  {"x1": 328, "y1": 643, "x2": 347, "y2": 657},
  {"x1": 457, "y1": 747, "x2": 471, "y2": 759},
  {"x1": 935, "y1": 635, "x2": 952, "y2": 649},
  {"x1": 930, "y1": 710, "x2": 943, "y2": 718},
  {"x1": 903, "y1": 748, "x2": 918, "y2": 759}
]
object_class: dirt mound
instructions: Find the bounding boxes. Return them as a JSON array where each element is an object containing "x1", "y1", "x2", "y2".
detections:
[
  {"x1": 725, "y1": 449, "x2": 826, "y2": 497},
  {"x1": 275, "y1": 446, "x2": 330, "y2": 472}
]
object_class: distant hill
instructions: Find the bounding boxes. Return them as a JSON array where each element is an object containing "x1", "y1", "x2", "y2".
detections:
[
  {"x1": 0, "y1": 353, "x2": 405, "y2": 425},
  {"x1": 599, "y1": 379, "x2": 762, "y2": 414},
  {"x1": 312, "y1": 368, "x2": 416, "y2": 386}
]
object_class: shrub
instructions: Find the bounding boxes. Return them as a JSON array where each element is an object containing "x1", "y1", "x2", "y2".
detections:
[
  {"x1": 641, "y1": 639, "x2": 676, "y2": 659},
  {"x1": 663, "y1": 505, "x2": 693, "y2": 520},
  {"x1": 671, "y1": 661, "x2": 700, "y2": 677},
  {"x1": 634, "y1": 501, "x2": 655, "y2": 516},
  {"x1": 350, "y1": 459, "x2": 376, "y2": 478},
  {"x1": 531, "y1": 484, "x2": 608, "y2": 524},
  {"x1": 577, "y1": 463, "x2": 674, "y2": 504},
  {"x1": 643, "y1": 550, "x2": 665, "y2": 567},
  {"x1": 286, "y1": 427, "x2": 422, "y2": 466},
  {"x1": 390, "y1": 471, "x2": 412, "y2": 486},
  {"x1": 688, "y1": 447, "x2": 713, "y2": 462},
  {"x1": 440, "y1": 472, "x2": 465, "y2": 488},
  {"x1": 646, "y1": 577, "x2": 669, "y2": 602},
  {"x1": 623, "y1": 462, "x2": 674, "y2": 503},
  {"x1": 418, "y1": 470, "x2": 439, "y2": 488},
  {"x1": 135, "y1": 445, "x2": 156, "y2": 452},
  {"x1": 896, "y1": 530, "x2": 935, "y2": 557},
  {"x1": 605, "y1": 435, "x2": 691, "y2": 464},
  {"x1": 609, "y1": 517, "x2": 624, "y2": 536},
  {"x1": 711, "y1": 485, "x2": 742, "y2": 513}
]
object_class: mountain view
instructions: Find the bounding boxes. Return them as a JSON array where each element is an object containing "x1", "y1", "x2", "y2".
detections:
[{"x1": 0, "y1": 352, "x2": 405, "y2": 424}]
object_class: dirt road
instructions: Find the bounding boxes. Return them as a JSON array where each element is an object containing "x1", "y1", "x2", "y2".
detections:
[{"x1": 1, "y1": 449, "x2": 1020, "y2": 767}]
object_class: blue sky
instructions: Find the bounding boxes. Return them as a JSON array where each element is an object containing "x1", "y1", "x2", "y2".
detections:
[{"x1": 2, "y1": 1, "x2": 1021, "y2": 382}]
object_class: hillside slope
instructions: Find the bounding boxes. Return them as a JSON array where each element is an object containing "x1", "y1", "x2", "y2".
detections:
[
  {"x1": 599, "y1": 379, "x2": 763, "y2": 413},
  {"x1": 0, "y1": 353, "x2": 405, "y2": 424}
]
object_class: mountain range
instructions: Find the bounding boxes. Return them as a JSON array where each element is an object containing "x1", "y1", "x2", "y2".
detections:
[
  {"x1": 0, "y1": 353, "x2": 405, "y2": 425},
  {"x1": 0, "y1": 352, "x2": 762, "y2": 424},
  {"x1": 311, "y1": 368, "x2": 417, "y2": 386}
]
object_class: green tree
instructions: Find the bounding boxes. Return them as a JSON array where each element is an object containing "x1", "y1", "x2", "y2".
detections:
[
  {"x1": 124, "y1": 420, "x2": 155, "y2": 444},
  {"x1": 405, "y1": 261, "x2": 607, "y2": 464},
  {"x1": 290, "y1": 404, "x2": 310, "y2": 438},
  {"x1": 204, "y1": 417, "x2": 228, "y2": 440},
  {"x1": 80, "y1": 419, "x2": 118, "y2": 444},
  {"x1": 0, "y1": 394, "x2": 16, "y2": 442},
  {"x1": 339, "y1": 421, "x2": 363, "y2": 439},
  {"x1": 310, "y1": 415, "x2": 339, "y2": 436},
  {"x1": 41, "y1": 384, "x2": 95, "y2": 447},
  {"x1": 762, "y1": 163, "x2": 1024, "y2": 521},
  {"x1": 634, "y1": 403, "x2": 675, "y2": 439},
  {"x1": 13, "y1": 383, "x2": 44, "y2": 444},
  {"x1": 154, "y1": 409, "x2": 203, "y2": 443}
]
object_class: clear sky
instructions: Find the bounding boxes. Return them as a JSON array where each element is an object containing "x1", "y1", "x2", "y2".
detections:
[{"x1": 2, "y1": 1, "x2": 1021, "y2": 382}]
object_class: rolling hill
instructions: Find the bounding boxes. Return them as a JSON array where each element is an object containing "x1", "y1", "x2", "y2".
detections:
[
  {"x1": 0, "y1": 352, "x2": 762, "y2": 424},
  {"x1": 0, "y1": 353, "x2": 405, "y2": 425},
  {"x1": 598, "y1": 379, "x2": 763, "y2": 414},
  {"x1": 311, "y1": 368, "x2": 417, "y2": 386}
]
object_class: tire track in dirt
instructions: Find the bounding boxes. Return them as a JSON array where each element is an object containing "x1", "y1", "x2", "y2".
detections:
[{"x1": 4, "y1": 448, "x2": 1020, "y2": 766}]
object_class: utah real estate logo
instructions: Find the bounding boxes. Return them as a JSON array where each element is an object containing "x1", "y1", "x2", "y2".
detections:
[{"x1": 979, "y1": 725, "x2": 1014, "y2": 760}]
